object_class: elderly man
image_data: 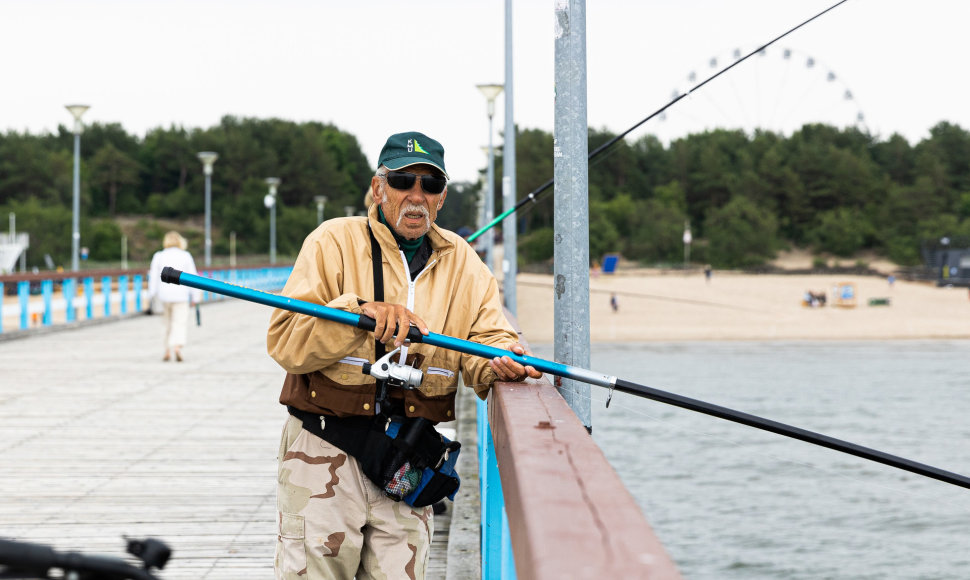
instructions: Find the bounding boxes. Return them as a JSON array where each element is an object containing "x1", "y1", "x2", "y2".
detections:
[{"x1": 267, "y1": 131, "x2": 540, "y2": 580}]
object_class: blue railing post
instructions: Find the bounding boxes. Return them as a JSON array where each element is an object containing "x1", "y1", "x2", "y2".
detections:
[
  {"x1": 478, "y1": 397, "x2": 516, "y2": 580},
  {"x1": 119, "y1": 275, "x2": 129, "y2": 314},
  {"x1": 102, "y1": 276, "x2": 111, "y2": 317},
  {"x1": 41, "y1": 280, "x2": 53, "y2": 326},
  {"x1": 84, "y1": 277, "x2": 94, "y2": 320},
  {"x1": 501, "y1": 509, "x2": 515, "y2": 579},
  {"x1": 0, "y1": 267, "x2": 292, "y2": 334},
  {"x1": 134, "y1": 275, "x2": 143, "y2": 312},
  {"x1": 18, "y1": 281, "x2": 29, "y2": 330},
  {"x1": 65, "y1": 278, "x2": 76, "y2": 322}
]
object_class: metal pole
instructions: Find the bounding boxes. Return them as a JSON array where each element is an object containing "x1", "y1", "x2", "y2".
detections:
[
  {"x1": 553, "y1": 0, "x2": 591, "y2": 429},
  {"x1": 270, "y1": 201, "x2": 276, "y2": 264},
  {"x1": 71, "y1": 131, "x2": 81, "y2": 271},
  {"x1": 265, "y1": 178, "x2": 280, "y2": 265},
  {"x1": 503, "y1": 0, "x2": 517, "y2": 315},
  {"x1": 485, "y1": 114, "x2": 495, "y2": 272},
  {"x1": 204, "y1": 172, "x2": 212, "y2": 267},
  {"x1": 315, "y1": 195, "x2": 328, "y2": 224},
  {"x1": 197, "y1": 152, "x2": 218, "y2": 267}
]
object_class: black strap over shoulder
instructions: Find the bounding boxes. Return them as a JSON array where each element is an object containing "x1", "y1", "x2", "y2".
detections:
[{"x1": 367, "y1": 223, "x2": 385, "y2": 361}]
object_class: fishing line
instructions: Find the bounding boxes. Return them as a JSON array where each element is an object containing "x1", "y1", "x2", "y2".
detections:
[
  {"x1": 467, "y1": 0, "x2": 852, "y2": 243},
  {"x1": 515, "y1": 278, "x2": 760, "y2": 313},
  {"x1": 581, "y1": 385, "x2": 970, "y2": 513}
]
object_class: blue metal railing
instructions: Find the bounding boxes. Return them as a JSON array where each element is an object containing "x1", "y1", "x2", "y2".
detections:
[
  {"x1": 0, "y1": 266, "x2": 292, "y2": 335},
  {"x1": 478, "y1": 397, "x2": 517, "y2": 580}
]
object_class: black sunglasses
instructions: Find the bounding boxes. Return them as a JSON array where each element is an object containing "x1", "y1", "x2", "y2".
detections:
[{"x1": 383, "y1": 170, "x2": 447, "y2": 194}]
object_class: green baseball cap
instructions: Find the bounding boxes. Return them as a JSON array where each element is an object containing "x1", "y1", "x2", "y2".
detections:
[{"x1": 377, "y1": 131, "x2": 448, "y2": 179}]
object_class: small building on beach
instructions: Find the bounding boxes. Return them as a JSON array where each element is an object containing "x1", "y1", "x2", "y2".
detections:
[{"x1": 922, "y1": 238, "x2": 970, "y2": 287}]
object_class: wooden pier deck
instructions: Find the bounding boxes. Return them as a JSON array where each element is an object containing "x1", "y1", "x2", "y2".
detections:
[{"x1": 0, "y1": 299, "x2": 463, "y2": 579}]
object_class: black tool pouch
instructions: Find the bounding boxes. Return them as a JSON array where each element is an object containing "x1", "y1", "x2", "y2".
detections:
[
  {"x1": 380, "y1": 417, "x2": 461, "y2": 507},
  {"x1": 288, "y1": 406, "x2": 461, "y2": 507}
]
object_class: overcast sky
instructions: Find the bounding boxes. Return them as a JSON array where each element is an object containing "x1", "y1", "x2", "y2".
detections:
[{"x1": 1, "y1": 0, "x2": 967, "y2": 185}]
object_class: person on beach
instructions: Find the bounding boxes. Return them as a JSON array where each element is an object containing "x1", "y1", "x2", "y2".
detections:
[
  {"x1": 147, "y1": 231, "x2": 201, "y2": 362},
  {"x1": 267, "y1": 131, "x2": 541, "y2": 580}
]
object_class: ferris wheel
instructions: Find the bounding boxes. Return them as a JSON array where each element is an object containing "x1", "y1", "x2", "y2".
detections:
[{"x1": 654, "y1": 46, "x2": 868, "y2": 142}]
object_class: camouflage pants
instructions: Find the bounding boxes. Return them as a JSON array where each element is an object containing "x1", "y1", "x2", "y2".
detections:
[{"x1": 275, "y1": 415, "x2": 434, "y2": 580}]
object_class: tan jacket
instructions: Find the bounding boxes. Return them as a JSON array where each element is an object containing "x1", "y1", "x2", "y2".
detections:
[{"x1": 267, "y1": 203, "x2": 519, "y2": 422}]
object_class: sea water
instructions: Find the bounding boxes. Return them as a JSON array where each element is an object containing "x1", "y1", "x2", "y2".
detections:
[{"x1": 531, "y1": 341, "x2": 970, "y2": 579}]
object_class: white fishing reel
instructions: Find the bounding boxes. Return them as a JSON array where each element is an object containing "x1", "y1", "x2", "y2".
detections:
[{"x1": 362, "y1": 346, "x2": 423, "y2": 390}]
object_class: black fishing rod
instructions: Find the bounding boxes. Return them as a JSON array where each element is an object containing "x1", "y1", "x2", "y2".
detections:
[
  {"x1": 467, "y1": 0, "x2": 851, "y2": 243},
  {"x1": 162, "y1": 267, "x2": 970, "y2": 490}
]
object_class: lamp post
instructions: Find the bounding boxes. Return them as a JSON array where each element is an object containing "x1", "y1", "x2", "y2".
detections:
[
  {"x1": 683, "y1": 221, "x2": 692, "y2": 271},
  {"x1": 264, "y1": 178, "x2": 281, "y2": 264},
  {"x1": 314, "y1": 195, "x2": 328, "y2": 224},
  {"x1": 65, "y1": 104, "x2": 90, "y2": 271},
  {"x1": 197, "y1": 152, "x2": 219, "y2": 267},
  {"x1": 476, "y1": 83, "x2": 503, "y2": 272}
]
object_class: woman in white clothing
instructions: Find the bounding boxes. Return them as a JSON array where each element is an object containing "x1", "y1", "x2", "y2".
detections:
[{"x1": 148, "y1": 231, "x2": 202, "y2": 362}]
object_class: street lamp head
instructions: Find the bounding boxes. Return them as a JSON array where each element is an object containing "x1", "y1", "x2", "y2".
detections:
[
  {"x1": 476, "y1": 84, "x2": 504, "y2": 102},
  {"x1": 481, "y1": 145, "x2": 503, "y2": 158},
  {"x1": 65, "y1": 104, "x2": 90, "y2": 134},
  {"x1": 197, "y1": 151, "x2": 219, "y2": 175},
  {"x1": 476, "y1": 84, "x2": 504, "y2": 118},
  {"x1": 65, "y1": 104, "x2": 90, "y2": 120},
  {"x1": 265, "y1": 177, "x2": 281, "y2": 196},
  {"x1": 314, "y1": 195, "x2": 328, "y2": 206}
]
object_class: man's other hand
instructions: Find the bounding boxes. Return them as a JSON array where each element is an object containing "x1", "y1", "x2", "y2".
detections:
[{"x1": 490, "y1": 343, "x2": 542, "y2": 382}]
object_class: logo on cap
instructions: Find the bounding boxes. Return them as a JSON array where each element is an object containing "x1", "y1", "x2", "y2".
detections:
[{"x1": 408, "y1": 138, "x2": 429, "y2": 155}]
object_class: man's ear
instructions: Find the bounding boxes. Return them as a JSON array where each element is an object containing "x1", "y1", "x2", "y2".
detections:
[{"x1": 370, "y1": 176, "x2": 383, "y2": 203}]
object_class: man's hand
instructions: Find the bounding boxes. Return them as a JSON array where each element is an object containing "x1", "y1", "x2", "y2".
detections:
[
  {"x1": 359, "y1": 301, "x2": 430, "y2": 347},
  {"x1": 489, "y1": 342, "x2": 542, "y2": 382}
]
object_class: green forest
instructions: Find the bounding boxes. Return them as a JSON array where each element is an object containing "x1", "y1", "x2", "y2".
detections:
[{"x1": 2, "y1": 116, "x2": 969, "y2": 271}]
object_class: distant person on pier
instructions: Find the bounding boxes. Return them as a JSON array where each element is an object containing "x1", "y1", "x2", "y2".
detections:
[
  {"x1": 267, "y1": 131, "x2": 541, "y2": 580},
  {"x1": 148, "y1": 231, "x2": 201, "y2": 362}
]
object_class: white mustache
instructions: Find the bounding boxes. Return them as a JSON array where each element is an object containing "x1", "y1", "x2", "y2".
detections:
[{"x1": 396, "y1": 204, "x2": 430, "y2": 228}]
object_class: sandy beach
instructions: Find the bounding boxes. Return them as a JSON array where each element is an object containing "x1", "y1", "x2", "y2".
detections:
[{"x1": 511, "y1": 269, "x2": 970, "y2": 344}]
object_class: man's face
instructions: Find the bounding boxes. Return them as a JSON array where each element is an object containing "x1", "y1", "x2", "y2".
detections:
[{"x1": 371, "y1": 164, "x2": 448, "y2": 240}]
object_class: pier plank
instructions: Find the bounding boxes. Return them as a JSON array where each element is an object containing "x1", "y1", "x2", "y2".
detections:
[{"x1": 0, "y1": 299, "x2": 454, "y2": 578}]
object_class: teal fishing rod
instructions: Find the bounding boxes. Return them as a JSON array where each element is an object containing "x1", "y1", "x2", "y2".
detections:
[
  {"x1": 162, "y1": 266, "x2": 970, "y2": 490},
  {"x1": 466, "y1": 0, "x2": 850, "y2": 244}
]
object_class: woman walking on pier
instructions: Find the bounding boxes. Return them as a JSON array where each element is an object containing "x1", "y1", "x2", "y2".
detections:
[{"x1": 148, "y1": 231, "x2": 201, "y2": 362}]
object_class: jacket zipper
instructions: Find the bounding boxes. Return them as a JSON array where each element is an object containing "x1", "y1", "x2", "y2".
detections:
[{"x1": 396, "y1": 249, "x2": 437, "y2": 365}]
